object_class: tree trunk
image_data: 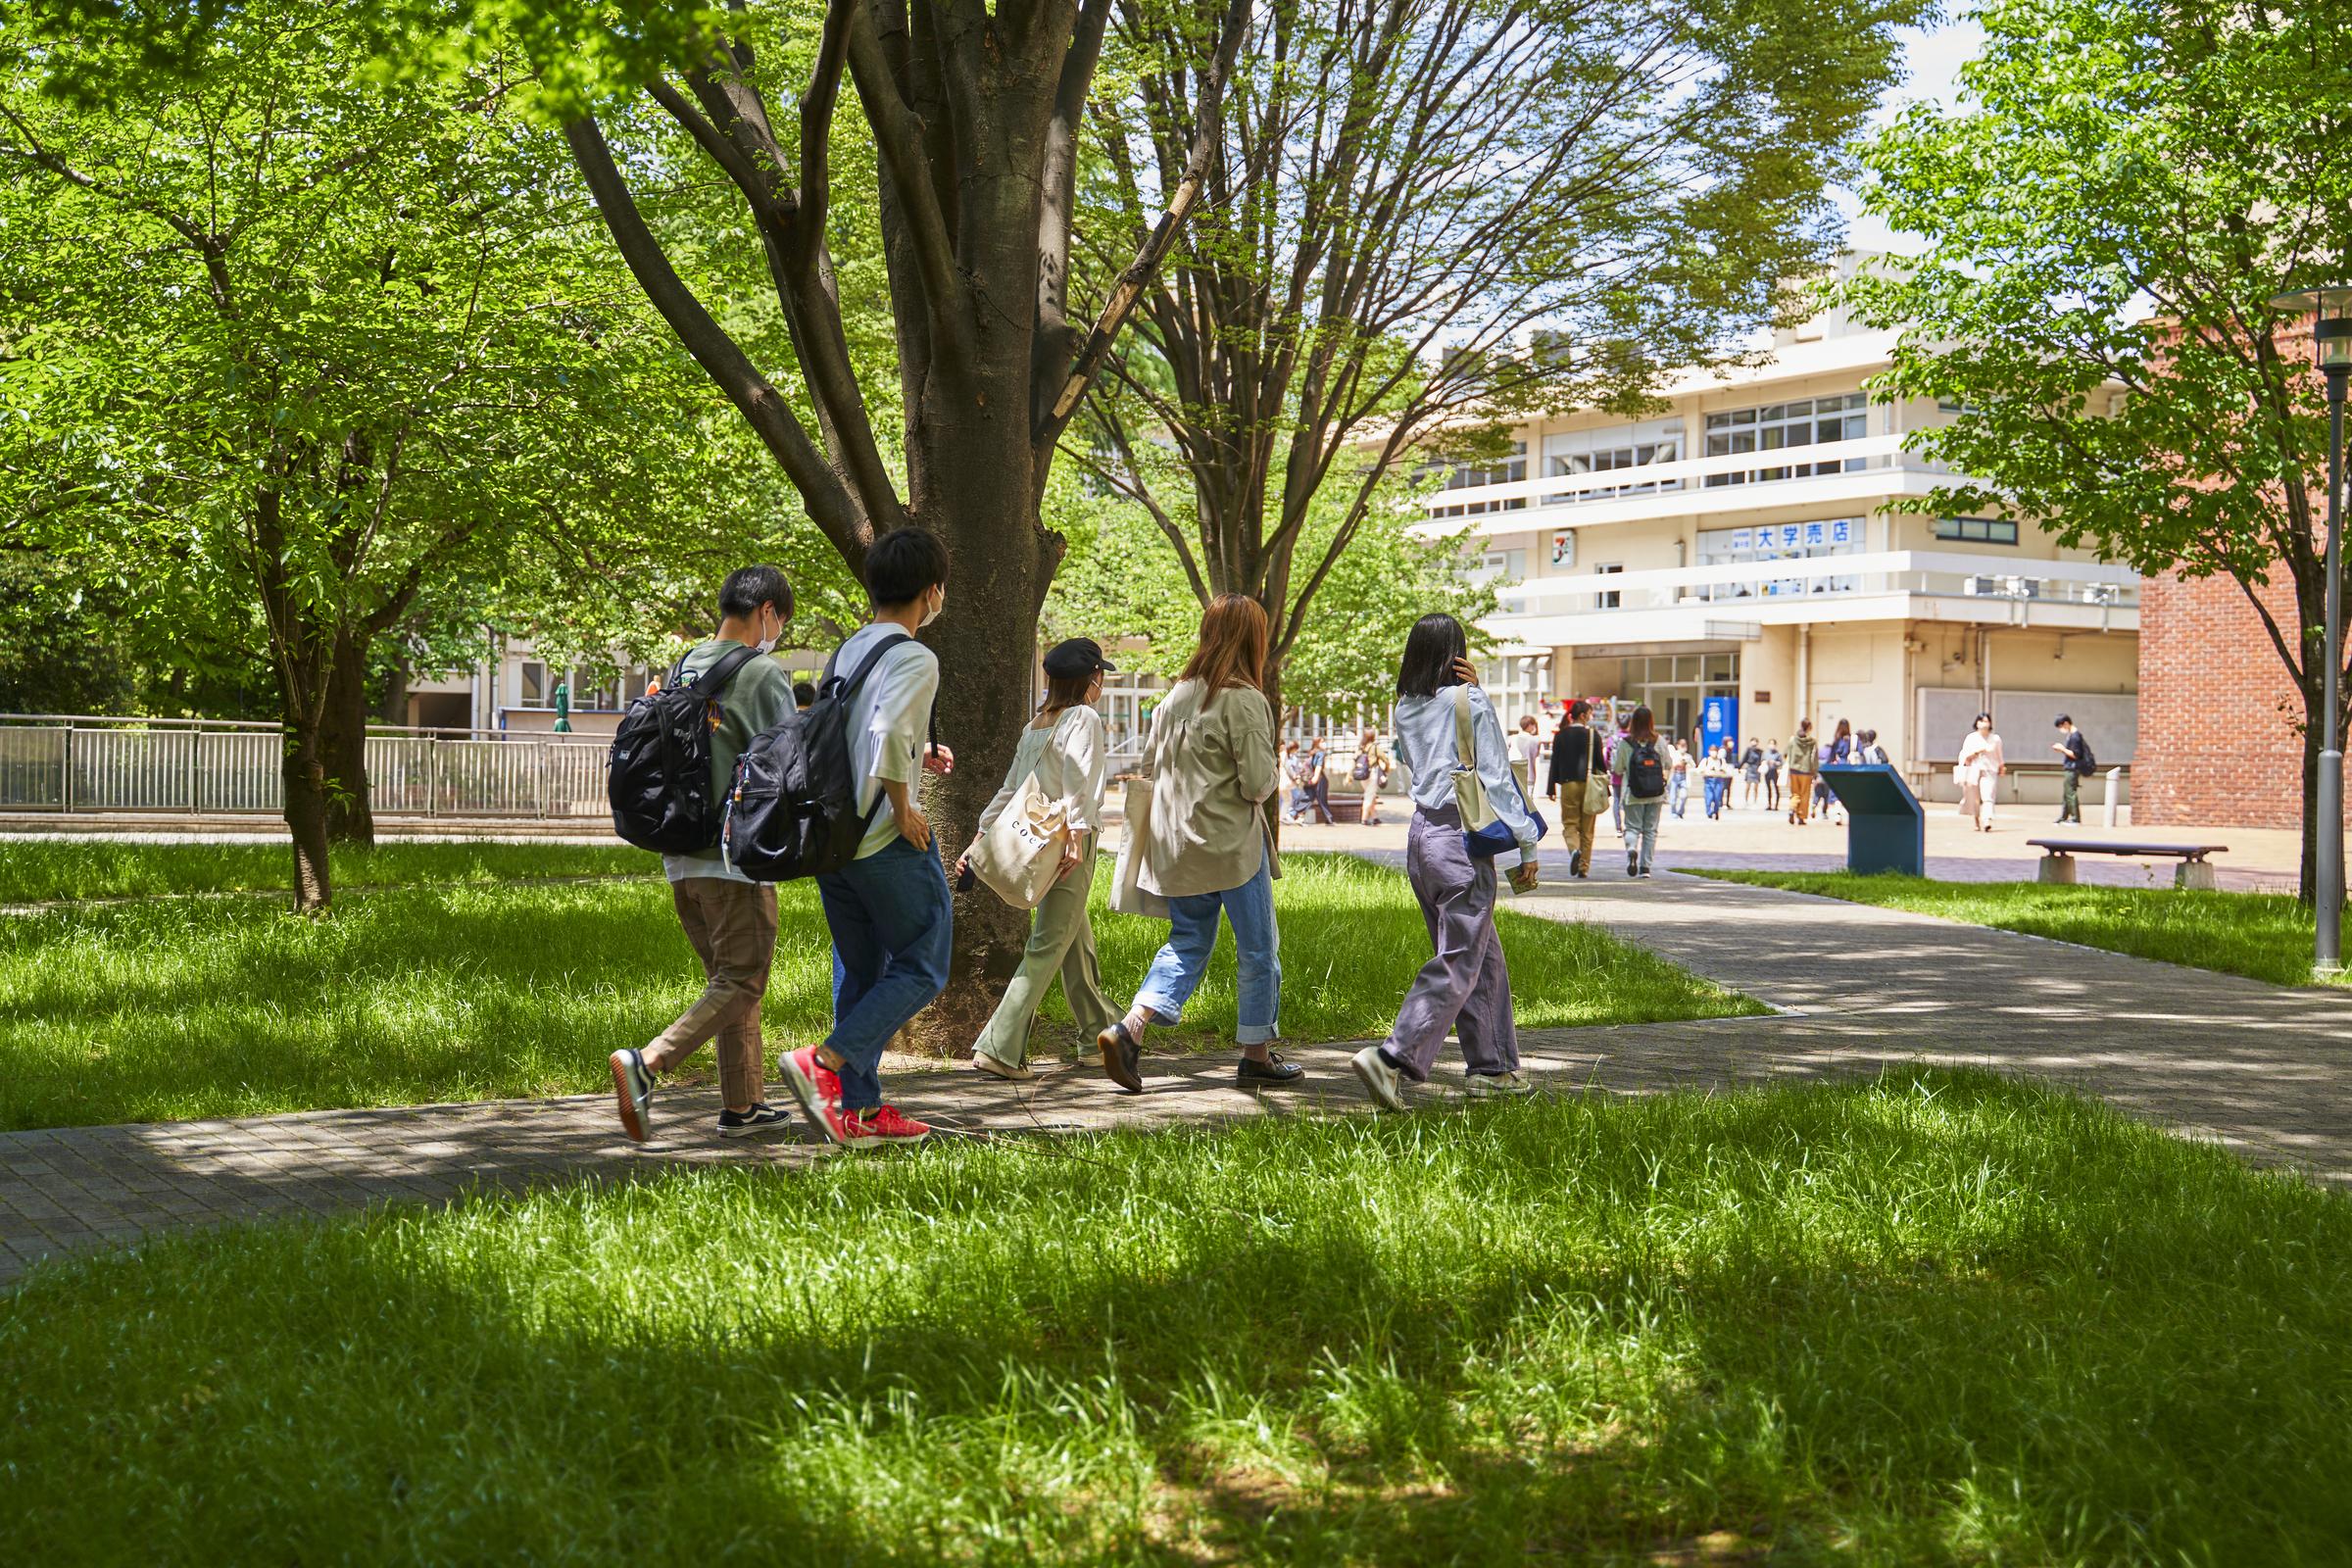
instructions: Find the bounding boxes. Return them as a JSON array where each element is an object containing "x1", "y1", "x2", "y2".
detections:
[
  {"x1": 376, "y1": 651, "x2": 411, "y2": 726},
  {"x1": 322, "y1": 630, "x2": 375, "y2": 847},
  {"x1": 281, "y1": 717, "x2": 333, "y2": 913}
]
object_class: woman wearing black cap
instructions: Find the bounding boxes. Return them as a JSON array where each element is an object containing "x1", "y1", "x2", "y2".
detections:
[{"x1": 959, "y1": 638, "x2": 1118, "y2": 1080}]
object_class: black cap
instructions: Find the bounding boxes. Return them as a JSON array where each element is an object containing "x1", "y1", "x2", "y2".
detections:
[{"x1": 1043, "y1": 638, "x2": 1117, "y2": 679}]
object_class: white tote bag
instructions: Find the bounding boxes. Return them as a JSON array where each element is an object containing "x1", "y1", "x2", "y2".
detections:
[
  {"x1": 969, "y1": 768, "x2": 1068, "y2": 910},
  {"x1": 1449, "y1": 686, "x2": 1503, "y2": 833},
  {"x1": 1109, "y1": 777, "x2": 1171, "y2": 918}
]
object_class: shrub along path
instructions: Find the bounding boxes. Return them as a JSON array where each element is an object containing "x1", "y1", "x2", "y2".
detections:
[{"x1": 4, "y1": 867, "x2": 2350, "y2": 1289}]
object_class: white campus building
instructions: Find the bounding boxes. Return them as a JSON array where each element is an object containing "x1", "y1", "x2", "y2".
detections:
[{"x1": 1420, "y1": 264, "x2": 2140, "y2": 799}]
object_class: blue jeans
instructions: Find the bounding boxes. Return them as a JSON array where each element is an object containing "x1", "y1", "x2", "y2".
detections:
[
  {"x1": 1668, "y1": 773, "x2": 1690, "y2": 817},
  {"x1": 816, "y1": 836, "x2": 952, "y2": 1110},
  {"x1": 1703, "y1": 776, "x2": 1729, "y2": 817},
  {"x1": 1134, "y1": 858, "x2": 1281, "y2": 1045},
  {"x1": 1622, "y1": 798, "x2": 1663, "y2": 872}
]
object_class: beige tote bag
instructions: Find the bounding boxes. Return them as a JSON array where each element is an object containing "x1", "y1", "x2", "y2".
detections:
[
  {"x1": 1449, "y1": 686, "x2": 1502, "y2": 833},
  {"x1": 1109, "y1": 778, "x2": 1170, "y2": 918},
  {"x1": 969, "y1": 768, "x2": 1069, "y2": 909}
]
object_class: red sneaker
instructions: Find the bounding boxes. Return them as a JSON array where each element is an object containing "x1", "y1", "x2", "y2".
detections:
[
  {"x1": 845, "y1": 1104, "x2": 931, "y2": 1150},
  {"x1": 780, "y1": 1046, "x2": 844, "y2": 1141}
]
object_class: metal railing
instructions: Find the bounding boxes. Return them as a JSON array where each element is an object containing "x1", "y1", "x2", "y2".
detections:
[{"x1": 0, "y1": 716, "x2": 612, "y2": 818}]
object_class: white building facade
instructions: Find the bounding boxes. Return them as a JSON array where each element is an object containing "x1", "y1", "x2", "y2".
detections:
[{"x1": 1421, "y1": 299, "x2": 2140, "y2": 796}]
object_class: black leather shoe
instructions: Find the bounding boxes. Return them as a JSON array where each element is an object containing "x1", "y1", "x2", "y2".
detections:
[
  {"x1": 1097, "y1": 1020, "x2": 1144, "y2": 1094},
  {"x1": 1236, "y1": 1051, "x2": 1305, "y2": 1087}
]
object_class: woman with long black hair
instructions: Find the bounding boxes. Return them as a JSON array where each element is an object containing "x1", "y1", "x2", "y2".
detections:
[{"x1": 1349, "y1": 613, "x2": 1540, "y2": 1113}]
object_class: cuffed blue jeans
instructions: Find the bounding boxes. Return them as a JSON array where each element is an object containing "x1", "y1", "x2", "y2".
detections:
[
  {"x1": 817, "y1": 835, "x2": 953, "y2": 1110},
  {"x1": 1133, "y1": 858, "x2": 1281, "y2": 1045}
]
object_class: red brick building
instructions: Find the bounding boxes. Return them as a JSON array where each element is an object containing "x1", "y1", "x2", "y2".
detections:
[{"x1": 2136, "y1": 565, "x2": 2342, "y2": 829}]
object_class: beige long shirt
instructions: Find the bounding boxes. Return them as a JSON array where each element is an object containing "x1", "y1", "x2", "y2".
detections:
[{"x1": 1139, "y1": 678, "x2": 1282, "y2": 899}]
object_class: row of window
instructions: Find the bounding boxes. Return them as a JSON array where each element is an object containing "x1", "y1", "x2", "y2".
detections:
[
  {"x1": 1702, "y1": 393, "x2": 1870, "y2": 487},
  {"x1": 1428, "y1": 441, "x2": 1529, "y2": 517}
]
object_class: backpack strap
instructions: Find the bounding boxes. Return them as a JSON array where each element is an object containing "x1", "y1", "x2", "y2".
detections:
[{"x1": 677, "y1": 642, "x2": 761, "y2": 697}]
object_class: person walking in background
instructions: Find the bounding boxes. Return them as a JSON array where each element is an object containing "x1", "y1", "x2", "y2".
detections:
[
  {"x1": 1508, "y1": 714, "x2": 1544, "y2": 801},
  {"x1": 1818, "y1": 717, "x2": 1853, "y2": 826},
  {"x1": 1667, "y1": 734, "x2": 1692, "y2": 819},
  {"x1": 1354, "y1": 727, "x2": 1392, "y2": 826},
  {"x1": 792, "y1": 679, "x2": 816, "y2": 713},
  {"x1": 1957, "y1": 710, "x2": 2004, "y2": 832},
  {"x1": 1763, "y1": 739, "x2": 1783, "y2": 812},
  {"x1": 1786, "y1": 719, "x2": 1820, "y2": 825},
  {"x1": 1348, "y1": 614, "x2": 1539, "y2": 1113},
  {"x1": 1099, "y1": 594, "x2": 1298, "y2": 1094},
  {"x1": 2051, "y1": 714, "x2": 2092, "y2": 823},
  {"x1": 1544, "y1": 698, "x2": 1603, "y2": 878},
  {"x1": 1856, "y1": 728, "x2": 1889, "y2": 766},
  {"x1": 960, "y1": 638, "x2": 1117, "y2": 1083},
  {"x1": 609, "y1": 564, "x2": 798, "y2": 1145},
  {"x1": 1740, "y1": 738, "x2": 1764, "y2": 808},
  {"x1": 1700, "y1": 743, "x2": 1734, "y2": 819},
  {"x1": 778, "y1": 528, "x2": 957, "y2": 1150},
  {"x1": 1608, "y1": 710, "x2": 1630, "y2": 837},
  {"x1": 1612, "y1": 705, "x2": 1669, "y2": 877},
  {"x1": 1280, "y1": 740, "x2": 1307, "y2": 825},
  {"x1": 1303, "y1": 733, "x2": 1338, "y2": 824}
]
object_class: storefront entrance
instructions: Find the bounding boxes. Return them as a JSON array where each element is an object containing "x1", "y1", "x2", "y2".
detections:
[{"x1": 1616, "y1": 652, "x2": 1740, "y2": 746}]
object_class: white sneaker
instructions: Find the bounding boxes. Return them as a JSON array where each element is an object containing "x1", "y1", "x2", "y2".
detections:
[
  {"x1": 1465, "y1": 1070, "x2": 1534, "y2": 1100},
  {"x1": 970, "y1": 1051, "x2": 1034, "y2": 1083},
  {"x1": 1349, "y1": 1045, "x2": 1408, "y2": 1112}
]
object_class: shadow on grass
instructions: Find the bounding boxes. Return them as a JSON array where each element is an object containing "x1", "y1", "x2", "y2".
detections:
[{"x1": 6, "y1": 1072, "x2": 2347, "y2": 1563}]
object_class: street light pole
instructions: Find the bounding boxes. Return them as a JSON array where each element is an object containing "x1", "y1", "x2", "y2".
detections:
[{"x1": 2269, "y1": 286, "x2": 2351, "y2": 970}]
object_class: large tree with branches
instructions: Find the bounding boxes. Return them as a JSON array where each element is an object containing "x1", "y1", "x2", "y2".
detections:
[{"x1": 1077, "y1": 0, "x2": 1926, "y2": 721}]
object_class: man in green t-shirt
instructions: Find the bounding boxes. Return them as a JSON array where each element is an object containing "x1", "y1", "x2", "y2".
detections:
[{"x1": 609, "y1": 564, "x2": 796, "y2": 1144}]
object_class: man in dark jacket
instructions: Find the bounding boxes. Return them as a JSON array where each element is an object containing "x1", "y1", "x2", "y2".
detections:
[{"x1": 1544, "y1": 699, "x2": 1602, "y2": 878}]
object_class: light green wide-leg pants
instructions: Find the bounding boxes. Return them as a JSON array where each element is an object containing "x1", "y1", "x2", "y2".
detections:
[{"x1": 972, "y1": 842, "x2": 1115, "y2": 1066}]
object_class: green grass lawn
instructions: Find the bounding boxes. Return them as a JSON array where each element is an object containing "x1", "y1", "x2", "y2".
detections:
[
  {"x1": 0, "y1": 850, "x2": 1755, "y2": 1129},
  {"x1": 1688, "y1": 870, "x2": 2351, "y2": 990},
  {"x1": 0, "y1": 837, "x2": 654, "y2": 903},
  {"x1": 7, "y1": 1071, "x2": 2347, "y2": 1564}
]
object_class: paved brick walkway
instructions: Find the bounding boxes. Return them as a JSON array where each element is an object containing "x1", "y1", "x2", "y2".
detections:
[{"x1": 4, "y1": 871, "x2": 2348, "y2": 1289}]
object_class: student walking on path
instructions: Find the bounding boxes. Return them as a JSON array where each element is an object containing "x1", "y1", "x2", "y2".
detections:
[
  {"x1": 960, "y1": 639, "x2": 1117, "y2": 1082},
  {"x1": 1763, "y1": 740, "x2": 1783, "y2": 812},
  {"x1": 1667, "y1": 736, "x2": 1692, "y2": 819},
  {"x1": 1509, "y1": 714, "x2": 1544, "y2": 800},
  {"x1": 1098, "y1": 595, "x2": 1299, "y2": 1094},
  {"x1": 1613, "y1": 706, "x2": 1670, "y2": 877},
  {"x1": 609, "y1": 564, "x2": 798, "y2": 1144},
  {"x1": 1544, "y1": 699, "x2": 1604, "y2": 878},
  {"x1": 1956, "y1": 711, "x2": 2004, "y2": 832},
  {"x1": 1349, "y1": 614, "x2": 1538, "y2": 1113},
  {"x1": 1740, "y1": 738, "x2": 1764, "y2": 808},
  {"x1": 1818, "y1": 718, "x2": 1852, "y2": 826},
  {"x1": 1303, "y1": 734, "x2": 1339, "y2": 824},
  {"x1": 1353, "y1": 728, "x2": 1392, "y2": 826},
  {"x1": 1700, "y1": 744, "x2": 1735, "y2": 819},
  {"x1": 2051, "y1": 714, "x2": 2092, "y2": 823},
  {"x1": 778, "y1": 528, "x2": 957, "y2": 1149},
  {"x1": 1786, "y1": 720, "x2": 1821, "y2": 825}
]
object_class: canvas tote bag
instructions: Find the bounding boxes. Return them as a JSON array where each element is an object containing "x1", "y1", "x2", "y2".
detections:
[
  {"x1": 1449, "y1": 685, "x2": 1503, "y2": 834},
  {"x1": 969, "y1": 766, "x2": 1069, "y2": 909},
  {"x1": 1110, "y1": 707, "x2": 1171, "y2": 919}
]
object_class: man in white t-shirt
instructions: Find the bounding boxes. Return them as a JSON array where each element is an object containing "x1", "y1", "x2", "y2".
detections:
[
  {"x1": 778, "y1": 528, "x2": 958, "y2": 1150},
  {"x1": 1507, "y1": 714, "x2": 1544, "y2": 800}
]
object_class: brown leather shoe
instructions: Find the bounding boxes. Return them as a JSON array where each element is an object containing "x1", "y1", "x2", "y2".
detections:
[{"x1": 1097, "y1": 1020, "x2": 1145, "y2": 1094}]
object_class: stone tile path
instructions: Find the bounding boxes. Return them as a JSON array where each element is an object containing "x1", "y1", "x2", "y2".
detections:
[{"x1": 4, "y1": 871, "x2": 2348, "y2": 1290}]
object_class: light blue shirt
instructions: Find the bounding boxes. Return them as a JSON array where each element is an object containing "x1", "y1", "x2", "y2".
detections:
[{"x1": 1391, "y1": 684, "x2": 1540, "y2": 853}]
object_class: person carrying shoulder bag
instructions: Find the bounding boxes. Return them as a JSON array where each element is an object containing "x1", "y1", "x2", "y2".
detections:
[{"x1": 958, "y1": 639, "x2": 1118, "y2": 1082}]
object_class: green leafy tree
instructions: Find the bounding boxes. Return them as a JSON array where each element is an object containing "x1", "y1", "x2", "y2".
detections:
[
  {"x1": 0, "y1": 8, "x2": 771, "y2": 907},
  {"x1": 1842, "y1": 0, "x2": 2352, "y2": 902},
  {"x1": 1079, "y1": 0, "x2": 1928, "y2": 727}
]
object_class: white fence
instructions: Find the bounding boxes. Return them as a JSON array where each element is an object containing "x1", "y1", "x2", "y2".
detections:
[{"x1": 0, "y1": 719, "x2": 612, "y2": 818}]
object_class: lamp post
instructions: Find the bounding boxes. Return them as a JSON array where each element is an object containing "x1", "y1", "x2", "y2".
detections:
[{"x1": 2273, "y1": 286, "x2": 2352, "y2": 971}]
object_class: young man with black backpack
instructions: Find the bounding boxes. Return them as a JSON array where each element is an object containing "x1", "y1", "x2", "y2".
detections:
[
  {"x1": 2051, "y1": 714, "x2": 2094, "y2": 823},
  {"x1": 608, "y1": 564, "x2": 797, "y2": 1144},
  {"x1": 777, "y1": 528, "x2": 957, "y2": 1150}
]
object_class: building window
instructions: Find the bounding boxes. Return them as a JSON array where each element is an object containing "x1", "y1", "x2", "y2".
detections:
[
  {"x1": 518, "y1": 662, "x2": 547, "y2": 707},
  {"x1": 1594, "y1": 562, "x2": 1623, "y2": 610},
  {"x1": 1702, "y1": 394, "x2": 1869, "y2": 487},
  {"x1": 1934, "y1": 515, "x2": 2019, "y2": 546},
  {"x1": 1426, "y1": 441, "x2": 1528, "y2": 517},
  {"x1": 1471, "y1": 548, "x2": 1527, "y2": 584},
  {"x1": 1543, "y1": 418, "x2": 1685, "y2": 502},
  {"x1": 1694, "y1": 519, "x2": 1865, "y2": 599}
]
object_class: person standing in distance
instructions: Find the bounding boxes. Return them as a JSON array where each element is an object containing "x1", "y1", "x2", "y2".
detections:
[
  {"x1": 1349, "y1": 614, "x2": 1539, "y2": 1113},
  {"x1": 959, "y1": 639, "x2": 1117, "y2": 1081},
  {"x1": 609, "y1": 564, "x2": 798, "y2": 1143},
  {"x1": 1098, "y1": 595, "x2": 1298, "y2": 1093},
  {"x1": 778, "y1": 528, "x2": 958, "y2": 1149},
  {"x1": 2051, "y1": 714, "x2": 2091, "y2": 823},
  {"x1": 1544, "y1": 698, "x2": 1601, "y2": 878}
]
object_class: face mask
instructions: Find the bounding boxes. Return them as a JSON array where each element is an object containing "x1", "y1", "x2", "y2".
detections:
[
  {"x1": 755, "y1": 610, "x2": 780, "y2": 656},
  {"x1": 918, "y1": 588, "x2": 944, "y2": 629}
]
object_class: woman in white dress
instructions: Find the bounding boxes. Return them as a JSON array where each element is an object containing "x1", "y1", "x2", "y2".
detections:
[{"x1": 1955, "y1": 710, "x2": 2004, "y2": 832}]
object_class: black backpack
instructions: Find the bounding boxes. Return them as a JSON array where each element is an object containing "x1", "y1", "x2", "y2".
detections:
[
  {"x1": 721, "y1": 631, "x2": 930, "y2": 882},
  {"x1": 1626, "y1": 738, "x2": 1665, "y2": 799},
  {"x1": 607, "y1": 644, "x2": 762, "y2": 854},
  {"x1": 2074, "y1": 733, "x2": 2096, "y2": 771}
]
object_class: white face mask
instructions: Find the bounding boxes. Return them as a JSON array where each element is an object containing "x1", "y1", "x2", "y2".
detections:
[
  {"x1": 918, "y1": 587, "x2": 944, "y2": 629},
  {"x1": 755, "y1": 609, "x2": 780, "y2": 656}
]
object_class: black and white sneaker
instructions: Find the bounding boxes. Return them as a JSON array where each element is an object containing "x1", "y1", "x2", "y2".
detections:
[
  {"x1": 716, "y1": 1102, "x2": 792, "y2": 1139},
  {"x1": 610, "y1": 1048, "x2": 656, "y2": 1143}
]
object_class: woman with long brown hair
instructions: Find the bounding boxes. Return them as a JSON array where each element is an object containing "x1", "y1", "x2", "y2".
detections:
[{"x1": 1097, "y1": 594, "x2": 1298, "y2": 1093}]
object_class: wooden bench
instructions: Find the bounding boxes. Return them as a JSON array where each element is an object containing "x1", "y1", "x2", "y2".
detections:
[{"x1": 2026, "y1": 838, "x2": 2228, "y2": 890}]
